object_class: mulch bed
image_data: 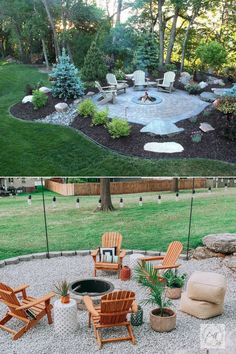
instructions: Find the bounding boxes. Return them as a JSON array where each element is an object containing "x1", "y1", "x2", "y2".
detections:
[
  {"x1": 71, "y1": 108, "x2": 236, "y2": 163},
  {"x1": 10, "y1": 93, "x2": 74, "y2": 120}
]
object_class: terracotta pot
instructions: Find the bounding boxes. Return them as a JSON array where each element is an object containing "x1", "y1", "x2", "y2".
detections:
[
  {"x1": 61, "y1": 295, "x2": 70, "y2": 304},
  {"x1": 150, "y1": 308, "x2": 176, "y2": 332},
  {"x1": 120, "y1": 266, "x2": 131, "y2": 281},
  {"x1": 166, "y1": 287, "x2": 182, "y2": 299}
]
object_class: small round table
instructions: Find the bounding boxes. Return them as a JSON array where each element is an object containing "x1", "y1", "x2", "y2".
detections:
[{"x1": 54, "y1": 299, "x2": 78, "y2": 335}]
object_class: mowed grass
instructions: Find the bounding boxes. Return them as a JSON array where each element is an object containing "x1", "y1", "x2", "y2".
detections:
[
  {"x1": 1, "y1": 61, "x2": 236, "y2": 176},
  {"x1": 0, "y1": 189, "x2": 235, "y2": 260}
]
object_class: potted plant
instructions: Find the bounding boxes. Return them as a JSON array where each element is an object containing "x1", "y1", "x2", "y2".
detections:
[
  {"x1": 135, "y1": 262, "x2": 176, "y2": 332},
  {"x1": 54, "y1": 280, "x2": 70, "y2": 304},
  {"x1": 163, "y1": 270, "x2": 187, "y2": 299}
]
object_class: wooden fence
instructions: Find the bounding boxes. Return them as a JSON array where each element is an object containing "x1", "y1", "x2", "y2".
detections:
[{"x1": 45, "y1": 178, "x2": 207, "y2": 196}]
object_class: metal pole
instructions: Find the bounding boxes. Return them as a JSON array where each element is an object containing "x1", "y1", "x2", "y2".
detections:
[
  {"x1": 186, "y1": 178, "x2": 195, "y2": 260},
  {"x1": 41, "y1": 178, "x2": 50, "y2": 258}
]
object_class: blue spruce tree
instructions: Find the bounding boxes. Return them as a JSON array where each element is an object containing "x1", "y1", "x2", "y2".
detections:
[{"x1": 50, "y1": 49, "x2": 84, "y2": 100}]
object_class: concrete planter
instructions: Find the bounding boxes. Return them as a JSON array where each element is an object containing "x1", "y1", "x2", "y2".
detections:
[
  {"x1": 150, "y1": 308, "x2": 176, "y2": 332},
  {"x1": 166, "y1": 287, "x2": 182, "y2": 299}
]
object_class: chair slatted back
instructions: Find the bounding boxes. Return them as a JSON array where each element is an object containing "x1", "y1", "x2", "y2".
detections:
[
  {"x1": 163, "y1": 71, "x2": 176, "y2": 86},
  {"x1": 100, "y1": 291, "x2": 135, "y2": 325},
  {"x1": 102, "y1": 232, "x2": 122, "y2": 255},
  {"x1": 161, "y1": 241, "x2": 183, "y2": 267},
  {"x1": 95, "y1": 81, "x2": 103, "y2": 93},
  {"x1": 0, "y1": 283, "x2": 27, "y2": 319},
  {"x1": 133, "y1": 70, "x2": 146, "y2": 85},
  {"x1": 106, "y1": 73, "x2": 117, "y2": 86}
]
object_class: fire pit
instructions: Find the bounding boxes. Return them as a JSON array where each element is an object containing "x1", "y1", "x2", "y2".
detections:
[
  {"x1": 132, "y1": 91, "x2": 162, "y2": 105},
  {"x1": 69, "y1": 278, "x2": 114, "y2": 310}
]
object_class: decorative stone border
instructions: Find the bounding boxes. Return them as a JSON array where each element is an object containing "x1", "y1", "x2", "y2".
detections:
[{"x1": 0, "y1": 250, "x2": 187, "y2": 268}]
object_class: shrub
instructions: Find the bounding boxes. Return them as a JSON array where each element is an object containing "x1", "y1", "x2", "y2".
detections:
[
  {"x1": 50, "y1": 48, "x2": 84, "y2": 100},
  {"x1": 24, "y1": 80, "x2": 45, "y2": 95},
  {"x1": 107, "y1": 118, "x2": 131, "y2": 138},
  {"x1": 214, "y1": 97, "x2": 236, "y2": 115},
  {"x1": 77, "y1": 99, "x2": 97, "y2": 117},
  {"x1": 195, "y1": 41, "x2": 227, "y2": 71},
  {"x1": 113, "y1": 69, "x2": 126, "y2": 80},
  {"x1": 165, "y1": 63, "x2": 177, "y2": 72},
  {"x1": 32, "y1": 90, "x2": 48, "y2": 110},
  {"x1": 81, "y1": 41, "x2": 107, "y2": 82},
  {"x1": 185, "y1": 83, "x2": 201, "y2": 95},
  {"x1": 92, "y1": 109, "x2": 109, "y2": 126},
  {"x1": 222, "y1": 66, "x2": 236, "y2": 83}
]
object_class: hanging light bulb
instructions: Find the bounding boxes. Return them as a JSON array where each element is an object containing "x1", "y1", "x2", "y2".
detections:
[
  {"x1": 52, "y1": 196, "x2": 56, "y2": 208},
  {"x1": 208, "y1": 187, "x2": 212, "y2": 193},
  {"x1": 120, "y1": 197, "x2": 124, "y2": 208},
  {"x1": 175, "y1": 192, "x2": 179, "y2": 201},
  {"x1": 27, "y1": 195, "x2": 32, "y2": 206},
  {"x1": 221, "y1": 178, "x2": 224, "y2": 183},
  {"x1": 139, "y1": 196, "x2": 143, "y2": 206},
  {"x1": 98, "y1": 198, "x2": 101, "y2": 209},
  {"x1": 192, "y1": 189, "x2": 196, "y2": 195},
  {"x1": 157, "y1": 195, "x2": 161, "y2": 204},
  {"x1": 76, "y1": 197, "x2": 80, "y2": 208},
  {"x1": 224, "y1": 183, "x2": 228, "y2": 191}
]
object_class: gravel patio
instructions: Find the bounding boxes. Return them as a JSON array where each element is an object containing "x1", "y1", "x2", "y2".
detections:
[{"x1": 0, "y1": 255, "x2": 236, "y2": 354}]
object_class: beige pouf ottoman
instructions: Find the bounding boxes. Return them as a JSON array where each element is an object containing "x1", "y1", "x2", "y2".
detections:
[{"x1": 180, "y1": 271, "x2": 226, "y2": 319}]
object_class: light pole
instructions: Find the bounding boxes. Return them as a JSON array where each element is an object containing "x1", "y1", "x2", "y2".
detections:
[
  {"x1": 186, "y1": 178, "x2": 195, "y2": 260},
  {"x1": 41, "y1": 178, "x2": 50, "y2": 259}
]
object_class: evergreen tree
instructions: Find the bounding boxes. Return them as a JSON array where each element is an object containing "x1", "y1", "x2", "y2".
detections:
[
  {"x1": 133, "y1": 33, "x2": 159, "y2": 73},
  {"x1": 81, "y1": 41, "x2": 107, "y2": 82},
  {"x1": 50, "y1": 48, "x2": 84, "y2": 100}
]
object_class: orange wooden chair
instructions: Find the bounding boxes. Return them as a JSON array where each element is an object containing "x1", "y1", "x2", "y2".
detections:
[
  {"x1": 91, "y1": 232, "x2": 126, "y2": 278},
  {"x1": 141, "y1": 241, "x2": 183, "y2": 272},
  {"x1": 83, "y1": 290, "x2": 137, "y2": 349},
  {"x1": 0, "y1": 282, "x2": 55, "y2": 340}
]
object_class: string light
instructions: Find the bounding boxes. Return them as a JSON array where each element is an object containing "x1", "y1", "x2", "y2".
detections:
[
  {"x1": 52, "y1": 196, "x2": 56, "y2": 207},
  {"x1": 120, "y1": 197, "x2": 124, "y2": 208},
  {"x1": 224, "y1": 183, "x2": 228, "y2": 191},
  {"x1": 139, "y1": 196, "x2": 143, "y2": 206},
  {"x1": 27, "y1": 195, "x2": 32, "y2": 205},
  {"x1": 208, "y1": 187, "x2": 212, "y2": 193},
  {"x1": 76, "y1": 197, "x2": 80, "y2": 208},
  {"x1": 175, "y1": 192, "x2": 179, "y2": 201},
  {"x1": 97, "y1": 198, "x2": 101, "y2": 209},
  {"x1": 157, "y1": 195, "x2": 161, "y2": 204}
]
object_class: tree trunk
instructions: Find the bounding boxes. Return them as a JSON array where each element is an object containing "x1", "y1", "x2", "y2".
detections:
[
  {"x1": 42, "y1": 0, "x2": 60, "y2": 60},
  {"x1": 158, "y1": 0, "x2": 165, "y2": 69},
  {"x1": 99, "y1": 178, "x2": 114, "y2": 211},
  {"x1": 42, "y1": 39, "x2": 49, "y2": 69},
  {"x1": 116, "y1": 0, "x2": 123, "y2": 24},
  {"x1": 165, "y1": 9, "x2": 179, "y2": 65},
  {"x1": 180, "y1": 14, "x2": 196, "y2": 72}
]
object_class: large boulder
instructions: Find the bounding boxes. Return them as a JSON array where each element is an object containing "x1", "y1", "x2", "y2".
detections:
[
  {"x1": 223, "y1": 256, "x2": 236, "y2": 271},
  {"x1": 200, "y1": 92, "x2": 216, "y2": 103},
  {"x1": 55, "y1": 102, "x2": 69, "y2": 113},
  {"x1": 179, "y1": 72, "x2": 192, "y2": 85},
  {"x1": 39, "y1": 86, "x2": 51, "y2": 93},
  {"x1": 198, "y1": 81, "x2": 208, "y2": 89},
  {"x1": 203, "y1": 233, "x2": 236, "y2": 254},
  {"x1": 22, "y1": 95, "x2": 33, "y2": 104},
  {"x1": 192, "y1": 246, "x2": 225, "y2": 260}
]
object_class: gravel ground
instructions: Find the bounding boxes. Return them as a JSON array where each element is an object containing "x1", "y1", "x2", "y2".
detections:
[{"x1": 0, "y1": 255, "x2": 235, "y2": 354}]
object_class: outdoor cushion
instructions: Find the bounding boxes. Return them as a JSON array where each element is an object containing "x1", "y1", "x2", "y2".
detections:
[
  {"x1": 187, "y1": 271, "x2": 226, "y2": 304},
  {"x1": 180, "y1": 292, "x2": 224, "y2": 319}
]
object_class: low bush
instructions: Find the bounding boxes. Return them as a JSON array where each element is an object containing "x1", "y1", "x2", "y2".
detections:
[
  {"x1": 185, "y1": 83, "x2": 202, "y2": 95},
  {"x1": 165, "y1": 63, "x2": 177, "y2": 72},
  {"x1": 222, "y1": 66, "x2": 236, "y2": 83},
  {"x1": 32, "y1": 90, "x2": 48, "y2": 110},
  {"x1": 24, "y1": 80, "x2": 45, "y2": 95},
  {"x1": 214, "y1": 97, "x2": 236, "y2": 115},
  {"x1": 113, "y1": 69, "x2": 126, "y2": 80},
  {"x1": 107, "y1": 118, "x2": 131, "y2": 138},
  {"x1": 77, "y1": 99, "x2": 97, "y2": 117},
  {"x1": 92, "y1": 109, "x2": 109, "y2": 126}
]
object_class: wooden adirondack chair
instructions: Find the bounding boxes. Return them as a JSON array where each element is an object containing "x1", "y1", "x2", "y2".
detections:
[
  {"x1": 91, "y1": 232, "x2": 126, "y2": 278},
  {"x1": 141, "y1": 241, "x2": 183, "y2": 272},
  {"x1": 106, "y1": 73, "x2": 128, "y2": 93},
  {"x1": 95, "y1": 81, "x2": 117, "y2": 104},
  {"x1": 0, "y1": 282, "x2": 54, "y2": 340},
  {"x1": 156, "y1": 71, "x2": 176, "y2": 93},
  {"x1": 133, "y1": 70, "x2": 148, "y2": 89},
  {"x1": 84, "y1": 290, "x2": 137, "y2": 349}
]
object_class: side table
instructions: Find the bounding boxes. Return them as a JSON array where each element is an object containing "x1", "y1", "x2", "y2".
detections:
[{"x1": 54, "y1": 299, "x2": 78, "y2": 335}]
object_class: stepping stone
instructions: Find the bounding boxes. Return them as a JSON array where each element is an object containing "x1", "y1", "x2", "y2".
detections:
[
  {"x1": 55, "y1": 102, "x2": 69, "y2": 112},
  {"x1": 200, "y1": 122, "x2": 215, "y2": 133},
  {"x1": 39, "y1": 86, "x2": 51, "y2": 93},
  {"x1": 141, "y1": 120, "x2": 184, "y2": 136},
  {"x1": 200, "y1": 92, "x2": 216, "y2": 103},
  {"x1": 144, "y1": 142, "x2": 184, "y2": 153},
  {"x1": 22, "y1": 95, "x2": 33, "y2": 104},
  {"x1": 86, "y1": 91, "x2": 95, "y2": 96}
]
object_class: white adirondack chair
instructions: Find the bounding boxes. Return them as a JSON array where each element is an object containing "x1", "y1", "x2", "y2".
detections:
[
  {"x1": 133, "y1": 70, "x2": 148, "y2": 89},
  {"x1": 106, "y1": 73, "x2": 128, "y2": 93},
  {"x1": 95, "y1": 81, "x2": 117, "y2": 104},
  {"x1": 156, "y1": 71, "x2": 176, "y2": 93}
]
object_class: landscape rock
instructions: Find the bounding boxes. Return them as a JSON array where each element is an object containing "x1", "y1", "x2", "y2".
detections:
[
  {"x1": 22, "y1": 95, "x2": 33, "y2": 104},
  {"x1": 198, "y1": 81, "x2": 208, "y2": 89},
  {"x1": 207, "y1": 76, "x2": 225, "y2": 86},
  {"x1": 192, "y1": 246, "x2": 225, "y2": 260},
  {"x1": 203, "y1": 233, "x2": 236, "y2": 254},
  {"x1": 144, "y1": 142, "x2": 184, "y2": 153},
  {"x1": 55, "y1": 102, "x2": 69, "y2": 112},
  {"x1": 223, "y1": 256, "x2": 236, "y2": 271},
  {"x1": 199, "y1": 122, "x2": 215, "y2": 133},
  {"x1": 86, "y1": 91, "x2": 95, "y2": 96},
  {"x1": 74, "y1": 98, "x2": 82, "y2": 105},
  {"x1": 179, "y1": 72, "x2": 192, "y2": 85},
  {"x1": 200, "y1": 92, "x2": 216, "y2": 103},
  {"x1": 39, "y1": 86, "x2": 51, "y2": 93}
]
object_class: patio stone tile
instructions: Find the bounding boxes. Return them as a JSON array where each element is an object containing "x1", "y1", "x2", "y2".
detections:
[
  {"x1": 76, "y1": 250, "x2": 90, "y2": 256},
  {"x1": 4, "y1": 257, "x2": 20, "y2": 265},
  {"x1": 61, "y1": 251, "x2": 76, "y2": 256},
  {"x1": 48, "y1": 251, "x2": 62, "y2": 258},
  {"x1": 19, "y1": 254, "x2": 33, "y2": 261},
  {"x1": 0, "y1": 261, "x2": 5, "y2": 268},
  {"x1": 32, "y1": 252, "x2": 47, "y2": 259}
]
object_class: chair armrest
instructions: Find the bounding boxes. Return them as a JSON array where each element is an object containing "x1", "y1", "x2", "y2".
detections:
[
  {"x1": 102, "y1": 85, "x2": 116, "y2": 90},
  {"x1": 83, "y1": 295, "x2": 99, "y2": 317},
  {"x1": 16, "y1": 292, "x2": 55, "y2": 310},
  {"x1": 156, "y1": 78, "x2": 163, "y2": 83},
  {"x1": 131, "y1": 301, "x2": 138, "y2": 313},
  {"x1": 91, "y1": 249, "x2": 99, "y2": 257},
  {"x1": 117, "y1": 80, "x2": 128, "y2": 83},
  {"x1": 119, "y1": 250, "x2": 126, "y2": 259},
  {"x1": 141, "y1": 256, "x2": 164, "y2": 262},
  {"x1": 13, "y1": 284, "x2": 29, "y2": 294},
  {"x1": 155, "y1": 264, "x2": 181, "y2": 270}
]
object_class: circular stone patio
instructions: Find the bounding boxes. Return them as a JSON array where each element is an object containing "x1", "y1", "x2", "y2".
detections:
[
  {"x1": 94, "y1": 87, "x2": 209, "y2": 128},
  {"x1": 0, "y1": 255, "x2": 235, "y2": 354}
]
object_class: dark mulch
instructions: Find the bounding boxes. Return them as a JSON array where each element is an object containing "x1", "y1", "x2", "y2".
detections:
[
  {"x1": 71, "y1": 107, "x2": 236, "y2": 163},
  {"x1": 10, "y1": 93, "x2": 74, "y2": 120}
]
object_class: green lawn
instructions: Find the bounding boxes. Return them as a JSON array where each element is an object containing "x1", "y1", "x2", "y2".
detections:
[
  {"x1": 1, "y1": 61, "x2": 236, "y2": 176},
  {"x1": 0, "y1": 188, "x2": 235, "y2": 260}
]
